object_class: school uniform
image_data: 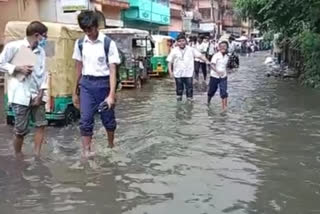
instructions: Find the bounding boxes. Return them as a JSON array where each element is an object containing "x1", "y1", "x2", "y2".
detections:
[
  {"x1": 208, "y1": 52, "x2": 229, "y2": 99},
  {"x1": 194, "y1": 42, "x2": 208, "y2": 81},
  {"x1": 167, "y1": 46, "x2": 202, "y2": 99},
  {"x1": 72, "y1": 32, "x2": 120, "y2": 136}
]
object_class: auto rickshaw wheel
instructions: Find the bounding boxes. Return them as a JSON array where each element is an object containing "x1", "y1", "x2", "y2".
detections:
[
  {"x1": 136, "y1": 77, "x2": 142, "y2": 89},
  {"x1": 6, "y1": 116, "x2": 14, "y2": 126},
  {"x1": 64, "y1": 105, "x2": 79, "y2": 126}
]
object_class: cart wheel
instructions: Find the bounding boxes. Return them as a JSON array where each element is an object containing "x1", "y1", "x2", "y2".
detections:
[
  {"x1": 136, "y1": 78, "x2": 142, "y2": 89},
  {"x1": 64, "y1": 105, "x2": 77, "y2": 126},
  {"x1": 117, "y1": 83, "x2": 123, "y2": 91},
  {"x1": 6, "y1": 116, "x2": 14, "y2": 126}
]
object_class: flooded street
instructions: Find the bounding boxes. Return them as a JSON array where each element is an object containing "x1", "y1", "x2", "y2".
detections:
[{"x1": 1, "y1": 52, "x2": 320, "y2": 213}]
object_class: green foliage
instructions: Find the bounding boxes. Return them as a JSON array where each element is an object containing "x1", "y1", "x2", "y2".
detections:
[
  {"x1": 299, "y1": 32, "x2": 320, "y2": 88},
  {"x1": 235, "y1": 0, "x2": 320, "y2": 87}
]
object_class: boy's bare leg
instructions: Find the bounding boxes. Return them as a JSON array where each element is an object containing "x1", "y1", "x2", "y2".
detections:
[
  {"x1": 34, "y1": 126, "x2": 45, "y2": 156},
  {"x1": 14, "y1": 135, "x2": 24, "y2": 156},
  {"x1": 82, "y1": 136, "x2": 92, "y2": 156},
  {"x1": 222, "y1": 98, "x2": 228, "y2": 111},
  {"x1": 107, "y1": 131, "x2": 115, "y2": 148}
]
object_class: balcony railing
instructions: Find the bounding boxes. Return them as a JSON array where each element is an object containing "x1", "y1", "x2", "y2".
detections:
[
  {"x1": 170, "y1": 0, "x2": 185, "y2": 5},
  {"x1": 171, "y1": 8, "x2": 183, "y2": 18}
]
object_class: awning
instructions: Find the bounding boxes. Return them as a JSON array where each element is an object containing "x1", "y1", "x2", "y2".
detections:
[{"x1": 236, "y1": 36, "x2": 248, "y2": 41}]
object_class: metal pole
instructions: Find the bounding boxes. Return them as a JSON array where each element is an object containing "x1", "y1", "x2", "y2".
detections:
[
  {"x1": 210, "y1": 0, "x2": 215, "y2": 38},
  {"x1": 150, "y1": 0, "x2": 153, "y2": 34},
  {"x1": 217, "y1": 0, "x2": 221, "y2": 38}
]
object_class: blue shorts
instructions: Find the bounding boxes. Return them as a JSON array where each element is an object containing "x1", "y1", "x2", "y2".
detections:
[
  {"x1": 79, "y1": 76, "x2": 116, "y2": 136},
  {"x1": 208, "y1": 77, "x2": 228, "y2": 99}
]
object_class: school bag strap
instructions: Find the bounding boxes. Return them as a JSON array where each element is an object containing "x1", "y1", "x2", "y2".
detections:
[{"x1": 78, "y1": 35, "x2": 112, "y2": 64}]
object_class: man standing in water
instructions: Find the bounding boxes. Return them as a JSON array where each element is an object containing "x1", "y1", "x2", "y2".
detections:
[
  {"x1": 0, "y1": 21, "x2": 48, "y2": 157},
  {"x1": 72, "y1": 11, "x2": 120, "y2": 156},
  {"x1": 194, "y1": 36, "x2": 209, "y2": 83},
  {"x1": 167, "y1": 33, "x2": 211, "y2": 101},
  {"x1": 208, "y1": 41, "x2": 229, "y2": 111}
]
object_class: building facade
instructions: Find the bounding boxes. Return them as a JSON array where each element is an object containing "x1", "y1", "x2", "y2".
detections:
[
  {"x1": 94, "y1": 0, "x2": 130, "y2": 28},
  {"x1": 122, "y1": 0, "x2": 170, "y2": 33},
  {"x1": 159, "y1": 0, "x2": 185, "y2": 39},
  {"x1": 0, "y1": 0, "x2": 130, "y2": 49},
  {"x1": 0, "y1": 0, "x2": 40, "y2": 48},
  {"x1": 196, "y1": 0, "x2": 253, "y2": 37}
]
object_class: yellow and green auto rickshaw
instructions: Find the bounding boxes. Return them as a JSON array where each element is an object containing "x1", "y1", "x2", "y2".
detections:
[
  {"x1": 150, "y1": 35, "x2": 175, "y2": 77},
  {"x1": 100, "y1": 28, "x2": 154, "y2": 88}
]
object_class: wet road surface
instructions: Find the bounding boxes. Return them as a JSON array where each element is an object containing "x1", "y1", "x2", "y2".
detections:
[{"x1": 1, "y1": 52, "x2": 320, "y2": 213}]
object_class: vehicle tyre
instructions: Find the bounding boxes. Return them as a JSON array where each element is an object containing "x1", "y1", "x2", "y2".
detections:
[
  {"x1": 64, "y1": 105, "x2": 77, "y2": 126},
  {"x1": 136, "y1": 77, "x2": 142, "y2": 89},
  {"x1": 6, "y1": 115, "x2": 14, "y2": 126}
]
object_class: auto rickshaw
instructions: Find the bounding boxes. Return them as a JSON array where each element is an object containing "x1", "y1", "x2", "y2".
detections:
[
  {"x1": 150, "y1": 35, "x2": 174, "y2": 77},
  {"x1": 3, "y1": 21, "x2": 83, "y2": 125},
  {"x1": 100, "y1": 28, "x2": 154, "y2": 88}
]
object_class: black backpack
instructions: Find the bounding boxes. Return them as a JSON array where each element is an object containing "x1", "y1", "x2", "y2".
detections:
[
  {"x1": 78, "y1": 35, "x2": 121, "y2": 88},
  {"x1": 227, "y1": 52, "x2": 240, "y2": 69}
]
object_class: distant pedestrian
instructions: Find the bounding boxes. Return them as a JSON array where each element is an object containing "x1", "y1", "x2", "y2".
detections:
[
  {"x1": 0, "y1": 21, "x2": 48, "y2": 157},
  {"x1": 167, "y1": 33, "x2": 211, "y2": 101},
  {"x1": 207, "y1": 39, "x2": 216, "y2": 61},
  {"x1": 208, "y1": 41, "x2": 230, "y2": 111},
  {"x1": 194, "y1": 36, "x2": 209, "y2": 82},
  {"x1": 72, "y1": 11, "x2": 121, "y2": 157}
]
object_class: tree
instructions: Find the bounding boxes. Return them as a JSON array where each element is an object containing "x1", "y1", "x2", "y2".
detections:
[
  {"x1": 235, "y1": 0, "x2": 320, "y2": 87},
  {"x1": 235, "y1": 0, "x2": 320, "y2": 36}
]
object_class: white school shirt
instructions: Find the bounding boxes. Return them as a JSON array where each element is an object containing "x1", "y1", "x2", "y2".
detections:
[
  {"x1": 208, "y1": 42, "x2": 216, "y2": 55},
  {"x1": 167, "y1": 46, "x2": 202, "y2": 78},
  {"x1": 0, "y1": 38, "x2": 47, "y2": 106},
  {"x1": 195, "y1": 42, "x2": 208, "y2": 62},
  {"x1": 72, "y1": 32, "x2": 120, "y2": 76},
  {"x1": 211, "y1": 52, "x2": 229, "y2": 78}
]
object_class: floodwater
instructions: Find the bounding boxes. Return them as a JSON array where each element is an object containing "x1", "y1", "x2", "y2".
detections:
[{"x1": 1, "y1": 52, "x2": 320, "y2": 214}]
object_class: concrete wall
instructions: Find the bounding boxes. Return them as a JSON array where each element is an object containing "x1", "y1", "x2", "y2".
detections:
[
  {"x1": 169, "y1": 18, "x2": 182, "y2": 32},
  {"x1": 0, "y1": 0, "x2": 40, "y2": 45},
  {"x1": 124, "y1": 0, "x2": 170, "y2": 25},
  {"x1": 166, "y1": 1, "x2": 182, "y2": 32},
  {"x1": 102, "y1": 5, "x2": 121, "y2": 20},
  {"x1": 39, "y1": 0, "x2": 93, "y2": 25}
]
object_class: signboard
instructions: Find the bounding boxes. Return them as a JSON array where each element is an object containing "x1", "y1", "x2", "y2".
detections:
[
  {"x1": 182, "y1": 17, "x2": 192, "y2": 33},
  {"x1": 200, "y1": 23, "x2": 216, "y2": 31},
  {"x1": 61, "y1": 0, "x2": 89, "y2": 11}
]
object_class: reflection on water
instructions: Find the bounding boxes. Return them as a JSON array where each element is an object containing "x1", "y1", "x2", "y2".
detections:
[{"x1": 1, "y1": 52, "x2": 320, "y2": 213}]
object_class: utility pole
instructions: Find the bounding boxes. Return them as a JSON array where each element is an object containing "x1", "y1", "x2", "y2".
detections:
[
  {"x1": 149, "y1": 0, "x2": 153, "y2": 34},
  {"x1": 217, "y1": 0, "x2": 222, "y2": 38},
  {"x1": 210, "y1": 0, "x2": 216, "y2": 38}
]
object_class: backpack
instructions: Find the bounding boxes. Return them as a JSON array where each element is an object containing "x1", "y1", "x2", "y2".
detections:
[
  {"x1": 227, "y1": 52, "x2": 240, "y2": 69},
  {"x1": 78, "y1": 35, "x2": 121, "y2": 89}
]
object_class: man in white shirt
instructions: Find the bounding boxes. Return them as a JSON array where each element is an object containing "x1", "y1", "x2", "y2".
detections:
[
  {"x1": 0, "y1": 21, "x2": 48, "y2": 157},
  {"x1": 208, "y1": 41, "x2": 229, "y2": 111},
  {"x1": 194, "y1": 36, "x2": 209, "y2": 82},
  {"x1": 72, "y1": 11, "x2": 120, "y2": 156},
  {"x1": 167, "y1": 33, "x2": 211, "y2": 101},
  {"x1": 207, "y1": 39, "x2": 216, "y2": 61}
]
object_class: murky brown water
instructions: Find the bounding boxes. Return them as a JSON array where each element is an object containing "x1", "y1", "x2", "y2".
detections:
[{"x1": 1, "y1": 52, "x2": 320, "y2": 214}]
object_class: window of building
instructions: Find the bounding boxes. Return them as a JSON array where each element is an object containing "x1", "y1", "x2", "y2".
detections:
[
  {"x1": 153, "y1": 0, "x2": 169, "y2": 6},
  {"x1": 199, "y1": 8, "x2": 211, "y2": 21}
]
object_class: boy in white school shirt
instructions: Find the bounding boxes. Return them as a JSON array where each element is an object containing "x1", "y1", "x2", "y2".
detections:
[
  {"x1": 167, "y1": 33, "x2": 211, "y2": 101},
  {"x1": 208, "y1": 41, "x2": 230, "y2": 111},
  {"x1": 72, "y1": 11, "x2": 120, "y2": 157}
]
